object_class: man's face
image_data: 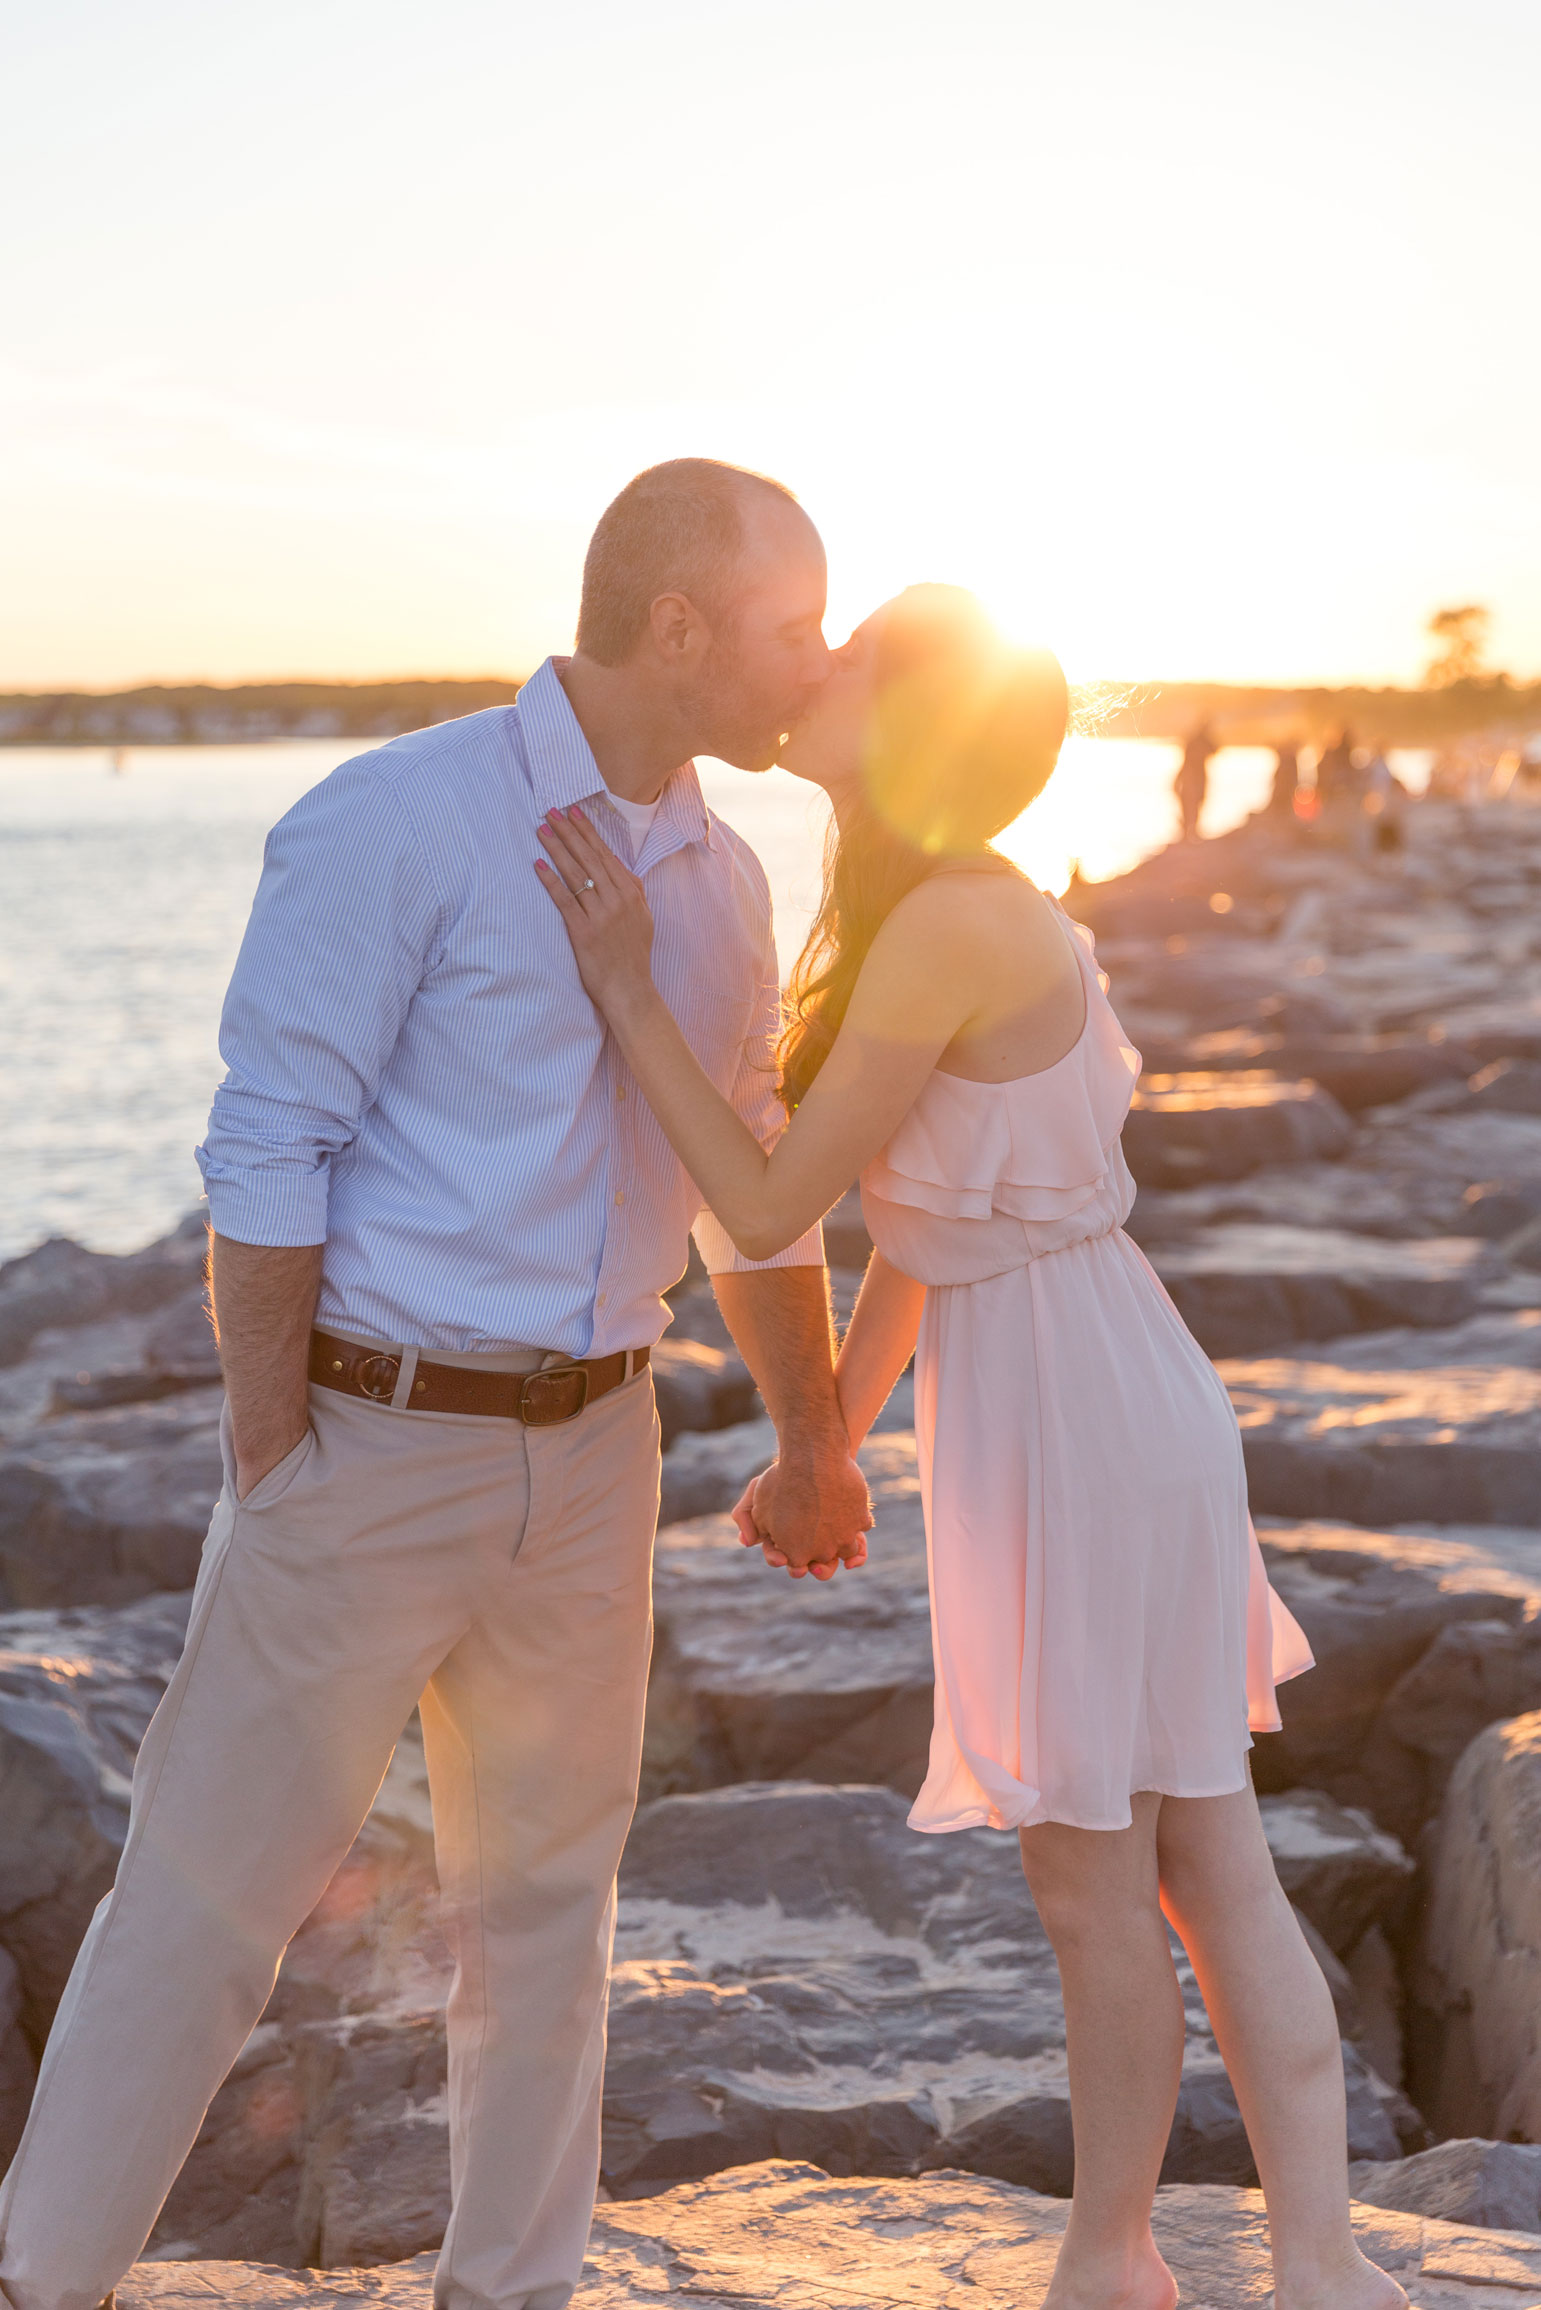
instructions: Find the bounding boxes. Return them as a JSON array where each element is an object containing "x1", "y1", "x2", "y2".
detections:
[{"x1": 686, "y1": 499, "x2": 831, "y2": 772}]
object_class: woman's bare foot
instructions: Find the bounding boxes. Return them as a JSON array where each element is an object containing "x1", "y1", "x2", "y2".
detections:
[
  {"x1": 1042, "y1": 2237, "x2": 1178, "y2": 2310},
  {"x1": 1275, "y1": 2250, "x2": 1408, "y2": 2310}
]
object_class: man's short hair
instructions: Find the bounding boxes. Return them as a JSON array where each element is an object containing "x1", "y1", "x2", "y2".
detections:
[{"x1": 576, "y1": 458, "x2": 801, "y2": 666}]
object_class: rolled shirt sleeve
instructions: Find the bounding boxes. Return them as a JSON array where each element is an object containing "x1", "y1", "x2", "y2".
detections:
[
  {"x1": 690, "y1": 907, "x2": 826, "y2": 1275},
  {"x1": 196, "y1": 760, "x2": 442, "y2": 1246}
]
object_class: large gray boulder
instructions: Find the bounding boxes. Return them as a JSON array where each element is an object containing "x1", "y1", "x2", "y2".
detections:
[
  {"x1": 1137, "y1": 1031, "x2": 1477, "y2": 1114},
  {"x1": 1411, "y1": 1709, "x2": 1541, "y2": 2144},
  {"x1": 604, "y1": 1782, "x2": 1412, "y2": 2197},
  {"x1": 1256, "y1": 1789, "x2": 1414, "y2": 1958},
  {"x1": 1351, "y1": 2137, "x2": 1541, "y2": 2234},
  {"x1": 0, "y1": 1589, "x2": 193, "y2": 2035},
  {"x1": 649, "y1": 1338, "x2": 758, "y2": 1448},
  {"x1": 0, "y1": 1216, "x2": 206, "y2": 1369},
  {"x1": 1149, "y1": 1225, "x2": 1488, "y2": 1357},
  {"x1": 1130, "y1": 1108, "x2": 1541, "y2": 1247},
  {"x1": 0, "y1": 1387, "x2": 225, "y2": 1608},
  {"x1": 644, "y1": 1434, "x2": 933, "y2": 1803},
  {"x1": 1226, "y1": 1311, "x2": 1541, "y2": 1531},
  {"x1": 148, "y1": 1778, "x2": 1413, "y2": 2265},
  {"x1": 1121, "y1": 1073, "x2": 1353, "y2": 1189},
  {"x1": 1255, "y1": 1517, "x2": 1541, "y2": 1840},
  {"x1": 0, "y1": 1945, "x2": 36, "y2": 2170},
  {"x1": 113, "y1": 2164, "x2": 1541, "y2": 2309}
]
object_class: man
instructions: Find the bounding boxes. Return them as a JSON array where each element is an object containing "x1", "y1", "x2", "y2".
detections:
[{"x1": 0, "y1": 460, "x2": 871, "y2": 2310}]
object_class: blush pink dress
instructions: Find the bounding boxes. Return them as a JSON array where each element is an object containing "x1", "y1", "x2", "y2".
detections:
[{"x1": 861, "y1": 898, "x2": 1313, "y2": 1835}]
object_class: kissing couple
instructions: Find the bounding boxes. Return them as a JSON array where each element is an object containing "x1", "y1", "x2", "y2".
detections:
[{"x1": 0, "y1": 461, "x2": 1404, "y2": 2310}]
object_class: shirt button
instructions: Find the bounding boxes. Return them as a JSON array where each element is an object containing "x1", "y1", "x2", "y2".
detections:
[
  {"x1": 617, "y1": 1085, "x2": 627, "y2": 1102},
  {"x1": 597, "y1": 1292, "x2": 607, "y2": 1306},
  {"x1": 614, "y1": 1190, "x2": 625, "y2": 1207}
]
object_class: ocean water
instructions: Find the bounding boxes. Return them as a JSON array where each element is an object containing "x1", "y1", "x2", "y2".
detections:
[{"x1": 0, "y1": 732, "x2": 1269, "y2": 1259}]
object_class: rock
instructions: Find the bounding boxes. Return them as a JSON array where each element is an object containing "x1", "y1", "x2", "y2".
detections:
[
  {"x1": 1464, "y1": 1058, "x2": 1541, "y2": 1116},
  {"x1": 0, "y1": 1943, "x2": 37, "y2": 2170},
  {"x1": 47, "y1": 1288, "x2": 224, "y2": 1415},
  {"x1": 1257, "y1": 1790, "x2": 1414, "y2": 1957},
  {"x1": 1508, "y1": 1215, "x2": 1541, "y2": 1272},
  {"x1": 1411, "y1": 1710, "x2": 1541, "y2": 2142},
  {"x1": 658, "y1": 1417, "x2": 777, "y2": 1527},
  {"x1": 0, "y1": 1387, "x2": 226, "y2": 1608},
  {"x1": 606, "y1": 1782, "x2": 1406, "y2": 2194},
  {"x1": 1226, "y1": 1312, "x2": 1541, "y2": 1532},
  {"x1": 0, "y1": 1589, "x2": 192, "y2": 2035},
  {"x1": 159, "y1": 1776, "x2": 1405, "y2": 2261},
  {"x1": 1351, "y1": 2137, "x2": 1541, "y2": 2235},
  {"x1": 1347, "y1": 1924, "x2": 1406, "y2": 2090},
  {"x1": 0, "y1": 1216, "x2": 206, "y2": 1369},
  {"x1": 1130, "y1": 1109, "x2": 1541, "y2": 1246},
  {"x1": 1254, "y1": 1518, "x2": 1541, "y2": 1840},
  {"x1": 1121, "y1": 1073, "x2": 1353, "y2": 1189},
  {"x1": 1136, "y1": 1030, "x2": 1478, "y2": 1114},
  {"x1": 650, "y1": 1339, "x2": 757, "y2": 1449},
  {"x1": 114, "y1": 2164, "x2": 1541, "y2": 2310},
  {"x1": 1149, "y1": 1226, "x2": 1488, "y2": 1357},
  {"x1": 643, "y1": 1434, "x2": 934, "y2": 1803}
]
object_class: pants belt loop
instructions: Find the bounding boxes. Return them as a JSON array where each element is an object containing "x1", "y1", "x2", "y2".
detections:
[{"x1": 390, "y1": 1344, "x2": 421, "y2": 1411}]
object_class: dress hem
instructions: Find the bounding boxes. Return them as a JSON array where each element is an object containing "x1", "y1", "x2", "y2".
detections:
[{"x1": 907, "y1": 1771, "x2": 1256, "y2": 1837}]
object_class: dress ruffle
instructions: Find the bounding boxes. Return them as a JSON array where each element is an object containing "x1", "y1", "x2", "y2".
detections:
[{"x1": 862, "y1": 903, "x2": 1142, "y2": 1227}]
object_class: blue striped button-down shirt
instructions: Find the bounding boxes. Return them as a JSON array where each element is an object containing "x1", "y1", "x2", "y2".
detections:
[{"x1": 196, "y1": 658, "x2": 823, "y2": 1356}]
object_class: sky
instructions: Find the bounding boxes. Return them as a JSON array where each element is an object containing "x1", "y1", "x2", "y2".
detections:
[{"x1": 3, "y1": 0, "x2": 1538, "y2": 692}]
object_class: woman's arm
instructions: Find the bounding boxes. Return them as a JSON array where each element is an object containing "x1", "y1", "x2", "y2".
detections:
[
  {"x1": 835, "y1": 1252, "x2": 927, "y2": 1449},
  {"x1": 535, "y1": 806, "x2": 980, "y2": 1259}
]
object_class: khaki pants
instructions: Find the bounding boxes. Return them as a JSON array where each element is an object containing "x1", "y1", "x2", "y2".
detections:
[{"x1": 0, "y1": 1365, "x2": 661, "y2": 2310}]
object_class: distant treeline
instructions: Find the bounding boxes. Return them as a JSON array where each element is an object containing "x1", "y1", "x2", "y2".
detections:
[
  {"x1": 1093, "y1": 675, "x2": 1541, "y2": 748},
  {"x1": 0, "y1": 678, "x2": 524, "y2": 748},
  {"x1": 3, "y1": 671, "x2": 1539, "y2": 750}
]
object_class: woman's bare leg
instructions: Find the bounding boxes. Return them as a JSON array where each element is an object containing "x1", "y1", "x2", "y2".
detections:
[
  {"x1": 1018, "y1": 1795, "x2": 1181, "y2": 2310},
  {"x1": 1156, "y1": 1787, "x2": 1407, "y2": 2310}
]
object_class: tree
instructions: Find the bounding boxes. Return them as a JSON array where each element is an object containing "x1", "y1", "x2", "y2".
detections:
[{"x1": 1424, "y1": 604, "x2": 1490, "y2": 688}]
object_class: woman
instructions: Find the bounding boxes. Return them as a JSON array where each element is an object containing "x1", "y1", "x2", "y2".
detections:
[{"x1": 535, "y1": 587, "x2": 1403, "y2": 2310}]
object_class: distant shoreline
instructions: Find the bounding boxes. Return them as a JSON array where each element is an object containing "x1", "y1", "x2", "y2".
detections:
[{"x1": 1, "y1": 673, "x2": 1537, "y2": 749}]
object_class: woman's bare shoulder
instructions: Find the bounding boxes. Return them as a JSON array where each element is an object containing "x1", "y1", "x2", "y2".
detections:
[{"x1": 882, "y1": 862, "x2": 1050, "y2": 948}]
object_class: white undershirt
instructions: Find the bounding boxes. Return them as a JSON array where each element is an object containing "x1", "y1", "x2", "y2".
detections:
[{"x1": 603, "y1": 787, "x2": 662, "y2": 862}]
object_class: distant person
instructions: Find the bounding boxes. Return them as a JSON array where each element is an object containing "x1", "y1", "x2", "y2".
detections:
[
  {"x1": 1313, "y1": 727, "x2": 1355, "y2": 809},
  {"x1": 1361, "y1": 744, "x2": 1406, "y2": 853},
  {"x1": 1266, "y1": 739, "x2": 1300, "y2": 821},
  {"x1": 1174, "y1": 720, "x2": 1216, "y2": 840}
]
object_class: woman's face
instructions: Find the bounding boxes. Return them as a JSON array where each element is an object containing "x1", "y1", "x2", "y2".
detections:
[{"x1": 775, "y1": 611, "x2": 884, "y2": 801}]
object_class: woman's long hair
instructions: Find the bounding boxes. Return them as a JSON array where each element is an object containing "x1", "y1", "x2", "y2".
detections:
[{"x1": 778, "y1": 587, "x2": 1068, "y2": 1114}]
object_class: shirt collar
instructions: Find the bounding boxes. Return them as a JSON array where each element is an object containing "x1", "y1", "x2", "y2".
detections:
[{"x1": 514, "y1": 657, "x2": 714, "y2": 854}]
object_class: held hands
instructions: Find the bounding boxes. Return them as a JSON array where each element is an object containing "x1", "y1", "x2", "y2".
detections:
[
  {"x1": 535, "y1": 807, "x2": 657, "y2": 1017},
  {"x1": 731, "y1": 1450, "x2": 873, "y2": 1581}
]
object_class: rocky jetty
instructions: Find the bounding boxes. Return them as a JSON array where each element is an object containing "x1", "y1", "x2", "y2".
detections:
[
  {"x1": 112, "y1": 2162, "x2": 1541, "y2": 2307},
  {"x1": 6, "y1": 788, "x2": 1541, "y2": 2284}
]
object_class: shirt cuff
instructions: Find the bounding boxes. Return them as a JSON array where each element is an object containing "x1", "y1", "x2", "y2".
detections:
[
  {"x1": 195, "y1": 1146, "x2": 330, "y2": 1248},
  {"x1": 691, "y1": 1210, "x2": 825, "y2": 1275}
]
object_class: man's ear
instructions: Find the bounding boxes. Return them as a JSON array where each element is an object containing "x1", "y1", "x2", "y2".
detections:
[{"x1": 649, "y1": 590, "x2": 709, "y2": 663}]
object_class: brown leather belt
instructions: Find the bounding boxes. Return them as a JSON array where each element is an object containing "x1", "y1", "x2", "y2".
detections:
[{"x1": 308, "y1": 1333, "x2": 649, "y2": 1425}]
